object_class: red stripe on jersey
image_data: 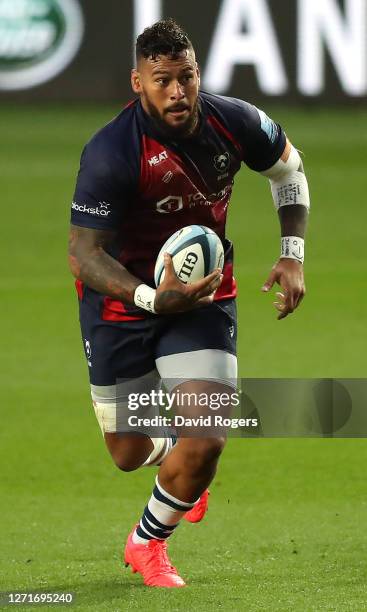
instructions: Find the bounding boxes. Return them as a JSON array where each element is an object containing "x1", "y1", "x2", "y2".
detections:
[
  {"x1": 80, "y1": 268, "x2": 235, "y2": 322},
  {"x1": 123, "y1": 99, "x2": 136, "y2": 110},
  {"x1": 207, "y1": 115, "x2": 243, "y2": 155},
  {"x1": 215, "y1": 261, "x2": 237, "y2": 300},
  {"x1": 102, "y1": 297, "x2": 145, "y2": 321},
  {"x1": 139, "y1": 134, "x2": 209, "y2": 197},
  {"x1": 75, "y1": 279, "x2": 84, "y2": 299}
]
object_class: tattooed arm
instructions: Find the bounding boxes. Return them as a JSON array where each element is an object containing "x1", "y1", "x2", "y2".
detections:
[
  {"x1": 68, "y1": 224, "x2": 140, "y2": 303},
  {"x1": 68, "y1": 224, "x2": 222, "y2": 313}
]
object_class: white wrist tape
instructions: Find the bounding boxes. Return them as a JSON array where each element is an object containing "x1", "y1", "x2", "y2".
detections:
[
  {"x1": 281, "y1": 236, "x2": 304, "y2": 264},
  {"x1": 261, "y1": 146, "x2": 310, "y2": 211},
  {"x1": 134, "y1": 284, "x2": 156, "y2": 314}
]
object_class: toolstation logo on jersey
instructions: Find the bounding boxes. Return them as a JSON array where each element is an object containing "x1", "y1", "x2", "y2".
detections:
[{"x1": 156, "y1": 184, "x2": 232, "y2": 213}]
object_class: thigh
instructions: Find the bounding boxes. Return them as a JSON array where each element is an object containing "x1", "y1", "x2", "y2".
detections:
[
  {"x1": 155, "y1": 299, "x2": 237, "y2": 389},
  {"x1": 79, "y1": 300, "x2": 160, "y2": 434},
  {"x1": 79, "y1": 299, "x2": 156, "y2": 385}
]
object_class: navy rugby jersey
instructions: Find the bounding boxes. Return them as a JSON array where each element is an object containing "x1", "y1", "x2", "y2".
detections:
[{"x1": 71, "y1": 92, "x2": 286, "y2": 321}]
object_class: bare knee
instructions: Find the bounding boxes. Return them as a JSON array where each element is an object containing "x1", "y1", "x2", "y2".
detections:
[
  {"x1": 104, "y1": 432, "x2": 153, "y2": 473},
  {"x1": 181, "y1": 437, "x2": 226, "y2": 472},
  {"x1": 112, "y1": 453, "x2": 141, "y2": 472}
]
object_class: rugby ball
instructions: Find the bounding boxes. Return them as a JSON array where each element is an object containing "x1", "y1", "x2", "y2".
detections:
[{"x1": 154, "y1": 225, "x2": 224, "y2": 286}]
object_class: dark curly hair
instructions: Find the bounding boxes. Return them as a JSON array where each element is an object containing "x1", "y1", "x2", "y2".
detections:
[{"x1": 136, "y1": 18, "x2": 193, "y2": 62}]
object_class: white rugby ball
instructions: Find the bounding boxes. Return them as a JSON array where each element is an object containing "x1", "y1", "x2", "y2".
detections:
[{"x1": 154, "y1": 225, "x2": 224, "y2": 287}]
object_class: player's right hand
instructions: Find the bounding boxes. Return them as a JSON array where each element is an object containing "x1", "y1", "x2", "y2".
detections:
[{"x1": 154, "y1": 253, "x2": 223, "y2": 314}]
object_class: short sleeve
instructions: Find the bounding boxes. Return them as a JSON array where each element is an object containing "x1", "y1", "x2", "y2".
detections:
[
  {"x1": 218, "y1": 97, "x2": 286, "y2": 172},
  {"x1": 70, "y1": 140, "x2": 131, "y2": 230}
]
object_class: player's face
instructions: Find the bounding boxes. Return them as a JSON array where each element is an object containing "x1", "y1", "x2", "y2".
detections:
[{"x1": 132, "y1": 49, "x2": 200, "y2": 137}]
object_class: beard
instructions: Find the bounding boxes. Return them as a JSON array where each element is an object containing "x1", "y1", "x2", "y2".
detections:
[{"x1": 144, "y1": 96, "x2": 199, "y2": 139}]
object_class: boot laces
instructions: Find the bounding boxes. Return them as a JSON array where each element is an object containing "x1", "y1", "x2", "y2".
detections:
[{"x1": 146, "y1": 539, "x2": 177, "y2": 578}]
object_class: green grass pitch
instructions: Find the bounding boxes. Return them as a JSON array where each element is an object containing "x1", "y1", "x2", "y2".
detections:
[{"x1": 1, "y1": 104, "x2": 366, "y2": 610}]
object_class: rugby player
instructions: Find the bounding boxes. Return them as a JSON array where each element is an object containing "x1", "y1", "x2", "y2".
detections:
[{"x1": 68, "y1": 19, "x2": 309, "y2": 587}]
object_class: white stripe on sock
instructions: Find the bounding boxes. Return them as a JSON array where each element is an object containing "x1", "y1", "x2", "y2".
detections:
[
  {"x1": 147, "y1": 495, "x2": 184, "y2": 527},
  {"x1": 132, "y1": 478, "x2": 199, "y2": 545},
  {"x1": 155, "y1": 476, "x2": 197, "y2": 508},
  {"x1": 139, "y1": 520, "x2": 156, "y2": 539}
]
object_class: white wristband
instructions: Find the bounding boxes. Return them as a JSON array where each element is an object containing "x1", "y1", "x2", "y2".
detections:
[
  {"x1": 281, "y1": 236, "x2": 304, "y2": 264},
  {"x1": 134, "y1": 284, "x2": 157, "y2": 314}
]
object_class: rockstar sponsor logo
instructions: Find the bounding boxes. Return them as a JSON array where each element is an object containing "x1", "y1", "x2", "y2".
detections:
[
  {"x1": 0, "y1": 0, "x2": 84, "y2": 91},
  {"x1": 71, "y1": 200, "x2": 111, "y2": 217}
]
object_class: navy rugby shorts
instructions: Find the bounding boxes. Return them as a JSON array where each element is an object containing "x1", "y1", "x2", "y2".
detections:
[
  {"x1": 78, "y1": 298, "x2": 237, "y2": 434},
  {"x1": 79, "y1": 298, "x2": 237, "y2": 386}
]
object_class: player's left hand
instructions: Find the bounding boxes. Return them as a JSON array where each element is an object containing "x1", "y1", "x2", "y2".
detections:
[{"x1": 261, "y1": 258, "x2": 305, "y2": 320}]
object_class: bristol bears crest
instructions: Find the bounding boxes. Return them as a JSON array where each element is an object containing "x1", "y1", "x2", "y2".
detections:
[{"x1": 213, "y1": 152, "x2": 230, "y2": 173}]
